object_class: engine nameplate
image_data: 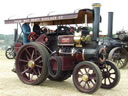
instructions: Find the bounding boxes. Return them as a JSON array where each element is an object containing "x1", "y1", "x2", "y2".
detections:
[{"x1": 58, "y1": 35, "x2": 74, "y2": 46}]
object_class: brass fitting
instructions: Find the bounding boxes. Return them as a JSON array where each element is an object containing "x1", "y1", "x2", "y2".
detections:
[{"x1": 92, "y1": 3, "x2": 101, "y2": 7}]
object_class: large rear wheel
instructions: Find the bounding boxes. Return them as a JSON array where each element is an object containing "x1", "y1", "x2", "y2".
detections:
[
  {"x1": 16, "y1": 42, "x2": 49, "y2": 85},
  {"x1": 73, "y1": 61, "x2": 102, "y2": 94}
]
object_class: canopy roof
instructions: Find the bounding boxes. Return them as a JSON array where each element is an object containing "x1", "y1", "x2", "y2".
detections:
[{"x1": 5, "y1": 9, "x2": 94, "y2": 25}]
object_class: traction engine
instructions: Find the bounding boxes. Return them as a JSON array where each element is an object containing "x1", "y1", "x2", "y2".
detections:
[
  {"x1": 4, "y1": 3, "x2": 120, "y2": 94},
  {"x1": 103, "y1": 12, "x2": 128, "y2": 69}
]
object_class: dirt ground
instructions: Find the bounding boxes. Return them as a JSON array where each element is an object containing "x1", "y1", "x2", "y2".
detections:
[{"x1": 0, "y1": 50, "x2": 128, "y2": 96}]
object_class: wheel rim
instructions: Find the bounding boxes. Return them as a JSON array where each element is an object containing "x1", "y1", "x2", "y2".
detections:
[
  {"x1": 16, "y1": 45, "x2": 44, "y2": 83},
  {"x1": 112, "y1": 48, "x2": 128, "y2": 68},
  {"x1": 74, "y1": 64, "x2": 100, "y2": 93},
  {"x1": 6, "y1": 48, "x2": 14, "y2": 58},
  {"x1": 101, "y1": 60, "x2": 120, "y2": 88}
]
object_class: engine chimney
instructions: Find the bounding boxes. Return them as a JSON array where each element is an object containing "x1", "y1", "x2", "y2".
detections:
[
  {"x1": 108, "y1": 12, "x2": 113, "y2": 39},
  {"x1": 14, "y1": 29, "x2": 18, "y2": 42},
  {"x1": 92, "y1": 3, "x2": 101, "y2": 41}
]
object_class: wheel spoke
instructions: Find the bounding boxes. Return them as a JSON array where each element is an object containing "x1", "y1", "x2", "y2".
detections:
[
  {"x1": 35, "y1": 56, "x2": 42, "y2": 62},
  {"x1": 19, "y1": 59, "x2": 28, "y2": 63},
  {"x1": 90, "y1": 79, "x2": 95, "y2": 86},
  {"x1": 88, "y1": 68, "x2": 90, "y2": 73},
  {"x1": 89, "y1": 73, "x2": 96, "y2": 80},
  {"x1": 37, "y1": 68, "x2": 41, "y2": 77},
  {"x1": 25, "y1": 49, "x2": 31, "y2": 57},
  {"x1": 35, "y1": 65, "x2": 42, "y2": 68},
  {"x1": 108, "y1": 67, "x2": 112, "y2": 71},
  {"x1": 120, "y1": 59, "x2": 124, "y2": 64},
  {"x1": 79, "y1": 69, "x2": 84, "y2": 75},
  {"x1": 108, "y1": 78, "x2": 111, "y2": 84},
  {"x1": 26, "y1": 54, "x2": 30, "y2": 61},
  {"x1": 21, "y1": 68, "x2": 29, "y2": 75},
  {"x1": 78, "y1": 74, "x2": 82, "y2": 78},
  {"x1": 109, "y1": 77, "x2": 115, "y2": 80},
  {"x1": 30, "y1": 74, "x2": 34, "y2": 81},
  {"x1": 84, "y1": 67, "x2": 88, "y2": 73},
  {"x1": 118, "y1": 63, "x2": 122, "y2": 67},
  {"x1": 117, "y1": 61, "x2": 121, "y2": 66},
  {"x1": 33, "y1": 69, "x2": 38, "y2": 78},
  {"x1": 104, "y1": 78, "x2": 106, "y2": 84},
  {"x1": 31, "y1": 50, "x2": 35, "y2": 60},
  {"x1": 83, "y1": 82, "x2": 86, "y2": 88},
  {"x1": 110, "y1": 72, "x2": 115, "y2": 74},
  {"x1": 79, "y1": 79, "x2": 83, "y2": 84},
  {"x1": 28, "y1": 73, "x2": 30, "y2": 79},
  {"x1": 86, "y1": 82, "x2": 91, "y2": 89},
  {"x1": 38, "y1": 60, "x2": 43, "y2": 63}
]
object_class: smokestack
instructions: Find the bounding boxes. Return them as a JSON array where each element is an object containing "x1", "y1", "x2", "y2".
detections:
[
  {"x1": 108, "y1": 12, "x2": 113, "y2": 39},
  {"x1": 92, "y1": 3, "x2": 101, "y2": 41},
  {"x1": 14, "y1": 29, "x2": 18, "y2": 42}
]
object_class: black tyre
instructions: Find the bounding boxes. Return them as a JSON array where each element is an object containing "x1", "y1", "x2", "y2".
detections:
[
  {"x1": 108, "y1": 47, "x2": 128, "y2": 69},
  {"x1": 16, "y1": 42, "x2": 49, "y2": 85},
  {"x1": 73, "y1": 61, "x2": 102, "y2": 94},
  {"x1": 48, "y1": 71, "x2": 72, "y2": 81},
  {"x1": 101, "y1": 60, "x2": 120, "y2": 89},
  {"x1": 5, "y1": 48, "x2": 15, "y2": 59},
  {"x1": 48, "y1": 56, "x2": 62, "y2": 78}
]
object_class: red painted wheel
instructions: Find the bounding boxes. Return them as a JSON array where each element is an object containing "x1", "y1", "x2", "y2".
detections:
[
  {"x1": 16, "y1": 42, "x2": 48, "y2": 85},
  {"x1": 101, "y1": 60, "x2": 120, "y2": 89},
  {"x1": 73, "y1": 61, "x2": 102, "y2": 94}
]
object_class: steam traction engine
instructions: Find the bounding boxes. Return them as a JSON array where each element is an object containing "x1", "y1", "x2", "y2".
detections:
[
  {"x1": 103, "y1": 12, "x2": 128, "y2": 69},
  {"x1": 5, "y1": 3, "x2": 120, "y2": 94}
]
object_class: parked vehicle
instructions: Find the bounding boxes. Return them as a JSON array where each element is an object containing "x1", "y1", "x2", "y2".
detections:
[
  {"x1": 103, "y1": 12, "x2": 128, "y2": 69},
  {"x1": 4, "y1": 3, "x2": 120, "y2": 94},
  {"x1": 5, "y1": 45, "x2": 15, "y2": 59},
  {"x1": 5, "y1": 29, "x2": 22, "y2": 59}
]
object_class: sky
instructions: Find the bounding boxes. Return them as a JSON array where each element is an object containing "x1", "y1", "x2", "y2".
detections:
[{"x1": 0, "y1": 0, "x2": 128, "y2": 35}]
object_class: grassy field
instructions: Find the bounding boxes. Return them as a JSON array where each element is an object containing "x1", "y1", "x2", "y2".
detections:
[{"x1": 0, "y1": 50, "x2": 128, "y2": 96}]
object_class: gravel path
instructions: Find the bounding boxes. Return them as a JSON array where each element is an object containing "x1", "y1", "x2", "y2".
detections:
[{"x1": 0, "y1": 50, "x2": 128, "y2": 96}]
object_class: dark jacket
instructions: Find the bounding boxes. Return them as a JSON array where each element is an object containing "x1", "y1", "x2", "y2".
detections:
[{"x1": 33, "y1": 24, "x2": 40, "y2": 35}]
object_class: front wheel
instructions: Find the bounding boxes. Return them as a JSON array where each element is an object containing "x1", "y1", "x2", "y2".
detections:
[
  {"x1": 73, "y1": 61, "x2": 102, "y2": 94},
  {"x1": 101, "y1": 60, "x2": 120, "y2": 89}
]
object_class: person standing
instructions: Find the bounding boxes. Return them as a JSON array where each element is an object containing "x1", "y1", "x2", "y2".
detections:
[
  {"x1": 22, "y1": 22, "x2": 31, "y2": 44},
  {"x1": 33, "y1": 22, "x2": 40, "y2": 36},
  {"x1": 11, "y1": 22, "x2": 30, "y2": 73}
]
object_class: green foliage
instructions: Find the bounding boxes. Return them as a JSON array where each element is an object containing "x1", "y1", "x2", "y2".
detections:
[
  {"x1": 0, "y1": 34, "x2": 14, "y2": 49},
  {"x1": 88, "y1": 27, "x2": 93, "y2": 31},
  {"x1": 0, "y1": 34, "x2": 5, "y2": 40}
]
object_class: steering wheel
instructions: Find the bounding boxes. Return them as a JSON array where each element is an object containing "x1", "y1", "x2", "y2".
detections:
[{"x1": 28, "y1": 32, "x2": 38, "y2": 41}]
